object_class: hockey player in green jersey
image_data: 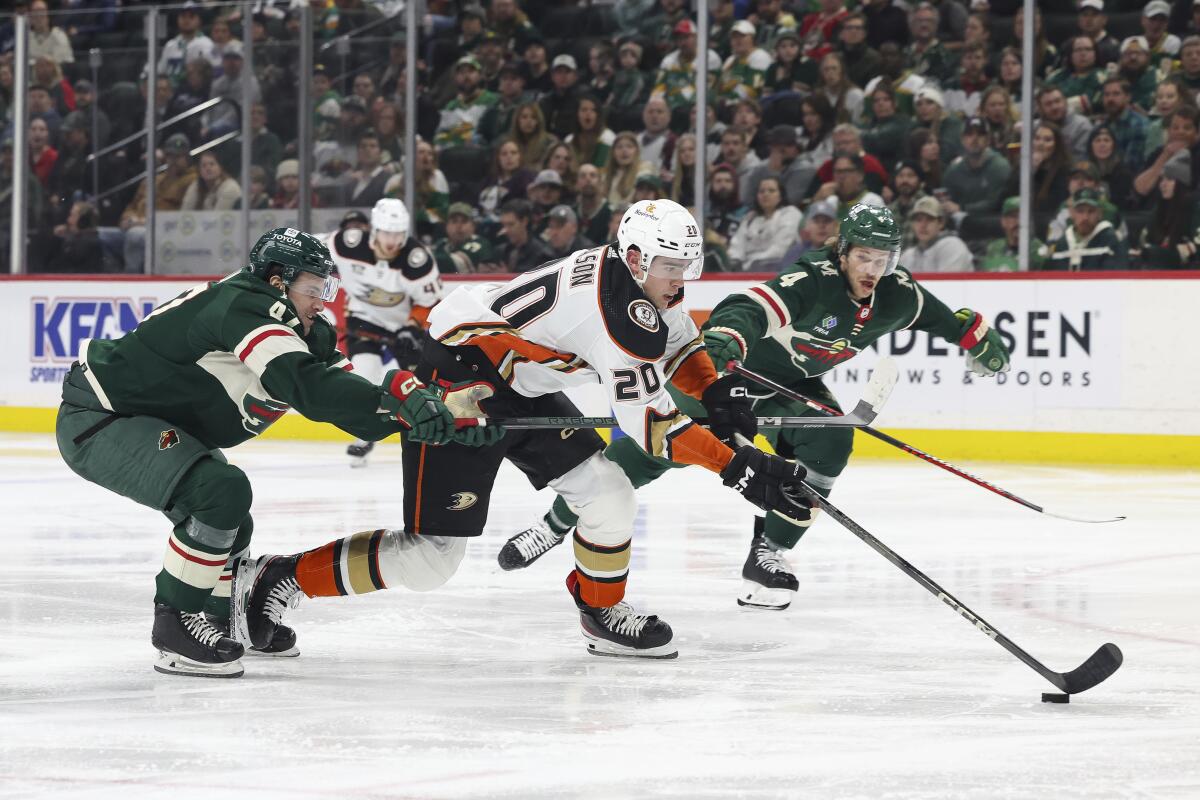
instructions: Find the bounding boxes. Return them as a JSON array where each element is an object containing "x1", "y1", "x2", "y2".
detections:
[
  {"x1": 55, "y1": 228, "x2": 499, "y2": 678},
  {"x1": 497, "y1": 203, "x2": 1011, "y2": 610}
]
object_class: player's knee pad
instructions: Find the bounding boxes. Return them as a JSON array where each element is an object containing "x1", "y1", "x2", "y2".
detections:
[
  {"x1": 550, "y1": 452, "x2": 637, "y2": 544},
  {"x1": 176, "y1": 457, "x2": 253, "y2": 530},
  {"x1": 377, "y1": 530, "x2": 467, "y2": 592}
]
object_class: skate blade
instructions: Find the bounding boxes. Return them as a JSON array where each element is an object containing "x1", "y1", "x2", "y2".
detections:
[
  {"x1": 228, "y1": 558, "x2": 258, "y2": 647},
  {"x1": 348, "y1": 456, "x2": 369, "y2": 469},
  {"x1": 247, "y1": 645, "x2": 300, "y2": 658},
  {"x1": 583, "y1": 633, "x2": 678, "y2": 660},
  {"x1": 737, "y1": 580, "x2": 794, "y2": 611},
  {"x1": 154, "y1": 651, "x2": 243, "y2": 678}
]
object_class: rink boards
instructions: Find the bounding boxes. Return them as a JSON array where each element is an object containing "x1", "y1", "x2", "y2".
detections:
[{"x1": 2, "y1": 271, "x2": 1198, "y2": 466}]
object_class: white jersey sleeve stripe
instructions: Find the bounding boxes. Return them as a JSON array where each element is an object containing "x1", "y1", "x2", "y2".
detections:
[
  {"x1": 234, "y1": 324, "x2": 310, "y2": 378},
  {"x1": 740, "y1": 284, "x2": 790, "y2": 333}
]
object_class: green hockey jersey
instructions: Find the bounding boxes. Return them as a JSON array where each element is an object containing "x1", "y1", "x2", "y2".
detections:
[
  {"x1": 703, "y1": 246, "x2": 963, "y2": 386},
  {"x1": 77, "y1": 271, "x2": 404, "y2": 449}
]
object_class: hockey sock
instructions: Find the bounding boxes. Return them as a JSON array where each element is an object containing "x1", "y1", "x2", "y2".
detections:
[
  {"x1": 570, "y1": 530, "x2": 630, "y2": 607},
  {"x1": 295, "y1": 529, "x2": 390, "y2": 597},
  {"x1": 203, "y1": 515, "x2": 253, "y2": 620}
]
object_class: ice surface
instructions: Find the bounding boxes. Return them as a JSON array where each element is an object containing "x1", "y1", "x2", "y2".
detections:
[{"x1": 1, "y1": 433, "x2": 1198, "y2": 799}]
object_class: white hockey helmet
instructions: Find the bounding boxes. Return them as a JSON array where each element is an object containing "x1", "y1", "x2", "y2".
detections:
[
  {"x1": 371, "y1": 197, "x2": 410, "y2": 238},
  {"x1": 616, "y1": 199, "x2": 705, "y2": 284}
]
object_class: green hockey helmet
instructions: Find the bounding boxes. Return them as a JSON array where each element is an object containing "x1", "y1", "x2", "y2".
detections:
[
  {"x1": 246, "y1": 227, "x2": 339, "y2": 301},
  {"x1": 836, "y1": 203, "x2": 902, "y2": 275}
]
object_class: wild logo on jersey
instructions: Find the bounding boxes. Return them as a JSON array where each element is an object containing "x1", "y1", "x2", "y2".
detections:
[{"x1": 786, "y1": 331, "x2": 860, "y2": 370}]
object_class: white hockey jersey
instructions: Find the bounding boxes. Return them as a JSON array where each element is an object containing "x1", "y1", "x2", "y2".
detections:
[
  {"x1": 427, "y1": 245, "x2": 731, "y2": 472},
  {"x1": 324, "y1": 228, "x2": 445, "y2": 331}
]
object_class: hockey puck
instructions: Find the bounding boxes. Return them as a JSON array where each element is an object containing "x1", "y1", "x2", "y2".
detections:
[{"x1": 1041, "y1": 693, "x2": 1070, "y2": 704}]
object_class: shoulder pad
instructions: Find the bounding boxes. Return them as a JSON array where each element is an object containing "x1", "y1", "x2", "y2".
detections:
[
  {"x1": 397, "y1": 243, "x2": 436, "y2": 280},
  {"x1": 332, "y1": 228, "x2": 373, "y2": 264},
  {"x1": 598, "y1": 248, "x2": 668, "y2": 362}
]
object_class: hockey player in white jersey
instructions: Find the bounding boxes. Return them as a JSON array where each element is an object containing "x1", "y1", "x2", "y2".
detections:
[
  {"x1": 326, "y1": 198, "x2": 445, "y2": 466},
  {"x1": 235, "y1": 200, "x2": 812, "y2": 660}
]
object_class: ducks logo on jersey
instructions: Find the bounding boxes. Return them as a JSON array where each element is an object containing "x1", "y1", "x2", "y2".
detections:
[
  {"x1": 628, "y1": 299, "x2": 660, "y2": 332},
  {"x1": 355, "y1": 287, "x2": 408, "y2": 307}
]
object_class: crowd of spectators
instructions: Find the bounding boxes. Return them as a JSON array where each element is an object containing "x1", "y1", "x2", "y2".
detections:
[{"x1": 6, "y1": 0, "x2": 1200, "y2": 273}]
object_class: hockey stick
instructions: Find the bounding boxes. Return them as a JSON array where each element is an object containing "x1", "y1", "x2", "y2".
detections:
[
  {"x1": 790, "y1": 482, "x2": 1124, "y2": 694},
  {"x1": 729, "y1": 361, "x2": 1125, "y2": 525}
]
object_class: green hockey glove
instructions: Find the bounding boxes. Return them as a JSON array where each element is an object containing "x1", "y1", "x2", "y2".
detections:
[
  {"x1": 955, "y1": 309, "x2": 1011, "y2": 377},
  {"x1": 382, "y1": 369, "x2": 455, "y2": 445},
  {"x1": 703, "y1": 326, "x2": 749, "y2": 373},
  {"x1": 434, "y1": 379, "x2": 507, "y2": 447}
]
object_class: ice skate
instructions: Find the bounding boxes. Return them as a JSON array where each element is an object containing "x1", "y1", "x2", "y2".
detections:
[
  {"x1": 151, "y1": 602, "x2": 244, "y2": 678},
  {"x1": 347, "y1": 440, "x2": 374, "y2": 468},
  {"x1": 206, "y1": 613, "x2": 299, "y2": 658},
  {"x1": 497, "y1": 519, "x2": 569, "y2": 571},
  {"x1": 232, "y1": 554, "x2": 303, "y2": 651},
  {"x1": 578, "y1": 600, "x2": 678, "y2": 659},
  {"x1": 738, "y1": 529, "x2": 799, "y2": 611}
]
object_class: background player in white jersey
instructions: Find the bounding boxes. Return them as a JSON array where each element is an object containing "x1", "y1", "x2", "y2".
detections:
[
  {"x1": 325, "y1": 198, "x2": 446, "y2": 466},
  {"x1": 234, "y1": 200, "x2": 812, "y2": 661}
]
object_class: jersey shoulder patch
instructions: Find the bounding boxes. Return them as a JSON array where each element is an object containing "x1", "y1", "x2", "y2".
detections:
[
  {"x1": 598, "y1": 249, "x2": 668, "y2": 362},
  {"x1": 397, "y1": 244, "x2": 436, "y2": 280},
  {"x1": 332, "y1": 229, "x2": 373, "y2": 264}
]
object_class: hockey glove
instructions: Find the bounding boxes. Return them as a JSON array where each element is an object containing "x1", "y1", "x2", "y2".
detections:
[
  {"x1": 382, "y1": 369, "x2": 455, "y2": 445},
  {"x1": 701, "y1": 375, "x2": 757, "y2": 446},
  {"x1": 955, "y1": 309, "x2": 1011, "y2": 377},
  {"x1": 434, "y1": 379, "x2": 507, "y2": 447},
  {"x1": 703, "y1": 327, "x2": 748, "y2": 374},
  {"x1": 390, "y1": 325, "x2": 425, "y2": 371},
  {"x1": 719, "y1": 445, "x2": 813, "y2": 524}
]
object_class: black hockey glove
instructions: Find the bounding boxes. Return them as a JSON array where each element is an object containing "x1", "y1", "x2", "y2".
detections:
[
  {"x1": 701, "y1": 375, "x2": 757, "y2": 446},
  {"x1": 390, "y1": 325, "x2": 425, "y2": 371},
  {"x1": 719, "y1": 445, "x2": 813, "y2": 523}
]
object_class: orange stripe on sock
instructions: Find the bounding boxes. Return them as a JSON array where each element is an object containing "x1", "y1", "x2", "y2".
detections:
[
  {"x1": 296, "y1": 542, "x2": 340, "y2": 598},
  {"x1": 575, "y1": 572, "x2": 626, "y2": 608}
]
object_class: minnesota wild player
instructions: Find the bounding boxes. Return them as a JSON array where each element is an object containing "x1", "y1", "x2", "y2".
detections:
[
  {"x1": 55, "y1": 228, "x2": 498, "y2": 678},
  {"x1": 497, "y1": 203, "x2": 1011, "y2": 610}
]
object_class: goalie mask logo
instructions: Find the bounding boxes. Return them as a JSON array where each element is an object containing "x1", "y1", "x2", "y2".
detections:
[
  {"x1": 158, "y1": 429, "x2": 180, "y2": 450},
  {"x1": 447, "y1": 492, "x2": 478, "y2": 511}
]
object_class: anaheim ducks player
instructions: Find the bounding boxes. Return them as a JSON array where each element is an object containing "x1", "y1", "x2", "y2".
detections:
[
  {"x1": 326, "y1": 198, "x2": 445, "y2": 466},
  {"x1": 233, "y1": 200, "x2": 812, "y2": 661}
]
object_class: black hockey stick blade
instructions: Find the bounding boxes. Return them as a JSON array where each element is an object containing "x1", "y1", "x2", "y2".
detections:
[{"x1": 1050, "y1": 642, "x2": 1124, "y2": 695}]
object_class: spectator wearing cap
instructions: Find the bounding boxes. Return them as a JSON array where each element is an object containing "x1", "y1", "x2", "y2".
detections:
[
  {"x1": 899, "y1": 196, "x2": 973, "y2": 272},
  {"x1": 1043, "y1": 188, "x2": 1124, "y2": 271},
  {"x1": 1134, "y1": 151, "x2": 1200, "y2": 268},
  {"x1": 813, "y1": 124, "x2": 889, "y2": 196},
  {"x1": 980, "y1": 197, "x2": 1046, "y2": 272},
  {"x1": 1047, "y1": 36, "x2": 1104, "y2": 116},
  {"x1": 638, "y1": 97, "x2": 679, "y2": 173},
  {"x1": 70, "y1": 80, "x2": 110, "y2": 150},
  {"x1": 797, "y1": 196, "x2": 840, "y2": 257},
  {"x1": 158, "y1": 3, "x2": 215, "y2": 85},
  {"x1": 1036, "y1": 85, "x2": 1093, "y2": 163},
  {"x1": 799, "y1": 0, "x2": 849, "y2": 62},
  {"x1": 603, "y1": 132, "x2": 655, "y2": 207},
  {"x1": 941, "y1": 117, "x2": 1011, "y2": 218},
  {"x1": 861, "y1": 82, "x2": 914, "y2": 170},
  {"x1": 542, "y1": 205, "x2": 595, "y2": 259},
  {"x1": 566, "y1": 96, "x2": 616, "y2": 169},
  {"x1": 752, "y1": 0, "x2": 798, "y2": 51},
  {"x1": 905, "y1": 3, "x2": 954, "y2": 86},
  {"x1": 573, "y1": 164, "x2": 613, "y2": 246},
  {"x1": 653, "y1": 18, "x2": 723, "y2": 111},
  {"x1": 435, "y1": 55, "x2": 498, "y2": 149},
  {"x1": 719, "y1": 21, "x2": 772, "y2": 104},
  {"x1": 479, "y1": 138, "x2": 535, "y2": 220},
  {"x1": 271, "y1": 159, "x2": 301, "y2": 209},
  {"x1": 1047, "y1": 160, "x2": 1126, "y2": 242},
  {"x1": 528, "y1": 169, "x2": 567, "y2": 233},
  {"x1": 27, "y1": 0, "x2": 74, "y2": 66},
  {"x1": 704, "y1": 162, "x2": 748, "y2": 271},
  {"x1": 913, "y1": 85, "x2": 963, "y2": 164},
  {"x1": 1135, "y1": 107, "x2": 1200, "y2": 200},
  {"x1": 1117, "y1": 37, "x2": 1158, "y2": 112},
  {"x1": 28, "y1": 117, "x2": 57, "y2": 189},
  {"x1": 1076, "y1": 0, "x2": 1120, "y2": 68},
  {"x1": 540, "y1": 54, "x2": 585, "y2": 140},
  {"x1": 863, "y1": 0, "x2": 909, "y2": 52},
  {"x1": 1142, "y1": 0, "x2": 1180, "y2": 57},
  {"x1": 633, "y1": 174, "x2": 665, "y2": 203},
  {"x1": 887, "y1": 160, "x2": 929, "y2": 249},
  {"x1": 1100, "y1": 77, "x2": 1150, "y2": 172},
  {"x1": 836, "y1": 13, "x2": 882, "y2": 90},
  {"x1": 943, "y1": 42, "x2": 989, "y2": 118},
  {"x1": 457, "y1": 4, "x2": 487, "y2": 55},
  {"x1": 119, "y1": 134, "x2": 197, "y2": 272},
  {"x1": 587, "y1": 42, "x2": 617, "y2": 105},
  {"x1": 765, "y1": 28, "x2": 819, "y2": 96},
  {"x1": 497, "y1": 198, "x2": 553, "y2": 272},
  {"x1": 746, "y1": 123, "x2": 817, "y2": 204},
  {"x1": 434, "y1": 203, "x2": 500, "y2": 273},
  {"x1": 519, "y1": 38, "x2": 553, "y2": 96},
  {"x1": 206, "y1": 40, "x2": 261, "y2": 136},
  {"x1": 612, "y1": 41, "x2": 650, "y2": 108},
  {"x1": 181, "y1": 151, "x2": 241, "y2": 211},
  {"x1": 727, "y1": 176, "x2": 803, "y2": 272},
  {"x1": 813, "y1": 153, "x2": 886, "y2": 217}
]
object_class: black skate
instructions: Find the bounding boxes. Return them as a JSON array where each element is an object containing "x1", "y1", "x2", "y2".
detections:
[
  {"x1": 738, "y1": 521, "x2": 799, "y2": 611},
  {"x1": 578, "y1": 600, "x2": 678, "y2": 659},
  {"x1": 497, "y1": 520, "x2": 569, "y2": 571},
  {"x1": 206, "y1": 613, "x2": 299, "y2": 658},
  {"x1": 231, "y1": 555, "x2": 303, "y2": 651},
  {"x1": 347, "y1": 440, "x2": 374, "y2": 468},
  {"x1": 152, "y1": 602, "x2": 244, "y2": 678}
]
